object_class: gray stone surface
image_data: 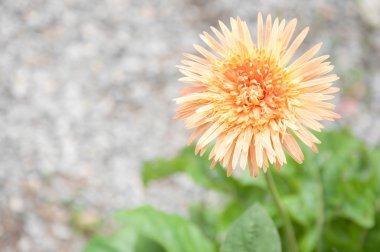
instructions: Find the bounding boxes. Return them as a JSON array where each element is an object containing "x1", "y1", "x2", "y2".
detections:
[{"x1": 0, "y1": 0, "x2": 379, "y2": 251}]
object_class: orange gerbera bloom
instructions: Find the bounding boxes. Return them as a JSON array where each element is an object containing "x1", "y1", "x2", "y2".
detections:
[{"x1": 175, "y1": 14, "x2": 340, "y2": 177}]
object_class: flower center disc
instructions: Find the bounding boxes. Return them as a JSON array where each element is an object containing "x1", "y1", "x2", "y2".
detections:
[{"x1": 216, "y1": 57, "x2": 290, "y2": 130}]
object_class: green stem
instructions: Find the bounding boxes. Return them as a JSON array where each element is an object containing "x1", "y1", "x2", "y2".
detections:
[
  {"x1": 316, "y1": 169, "x2": 325, "y2": 252},
  {"x1": 265, "y1": 169, "x2": 298, "y2": 252}
]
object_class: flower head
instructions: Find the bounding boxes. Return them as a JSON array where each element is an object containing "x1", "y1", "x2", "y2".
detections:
[{"x1": 175, "y1": 14, "x2": 340, "y2": 176}]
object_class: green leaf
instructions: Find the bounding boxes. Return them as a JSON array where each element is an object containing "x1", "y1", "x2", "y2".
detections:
[
  {"x1": 143, "y1": 145, "x2": 248, "y2": 194},
  {"x1": 319, "y1": 131, "x2": 377, "y2": 228},
  {"x1": 115, "y1": 205, "x2": 215, "y2": 252},
  {"x1": 134, "y1": 236, "x2": 166, "y2": 252},
  {"x1": 323, "y1": 218, "x2": 366, "y2": 252},
  {"x1": 142, "y1": 157, "x2": 186, "y2": 185},
  {"x1": 83, "y1": 228, "x2": 138, "y2": 252},
  {"x1": 370, "y1": 146, "x2": 380, "y2": 194},
  {"x1": 217, "y1": 200, "x2": 248, "y2": 231},
  {"x1": 221, "y1": 204, "x2": 281, "y2": 252},
  {"x1": 298, "y1": 227, "x2": 318, "y2": 252},
  {"x1": 363, "y1": 209, "x2": 380, "y2": 251},
  {"x1": 84, "y1": 230, "x2": 166, "y2": 252},
  {"x1": 189, "y1": 203, "x2": 219, "y2": 239},
  {"x1": 282, "y1": 182, "x2": 318, "y2": 227}
]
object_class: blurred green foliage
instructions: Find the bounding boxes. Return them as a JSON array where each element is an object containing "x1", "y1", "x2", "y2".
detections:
[
  {"x1": 84, "y1": 129, "x2": 380, "y2": 252},
  {"x1": 220, "y1": 204, "x2": 281, "y2": 252}
]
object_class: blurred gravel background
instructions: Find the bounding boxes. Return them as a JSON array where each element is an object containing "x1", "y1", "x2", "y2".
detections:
[{"x1": 0, "y1": 0, "x2": 379, "y2": 251}]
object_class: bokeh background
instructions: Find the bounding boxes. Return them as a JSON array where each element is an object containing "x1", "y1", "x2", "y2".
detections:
[{"x1": 1, "y1": 0, "x2": 380, "y2": 251}]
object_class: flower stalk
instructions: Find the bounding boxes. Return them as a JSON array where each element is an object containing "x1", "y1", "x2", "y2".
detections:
[{"x1": 265, "y1": 169, "x2": 298, "y2": 252}]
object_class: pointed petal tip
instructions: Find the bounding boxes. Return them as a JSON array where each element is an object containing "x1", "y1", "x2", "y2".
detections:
[
  {"x1": 312, "y1": 145, "x2": 319, "y2": 153},
  {"x1": 226, "y1": 170, "x2": 233, "y2": 177},
  {"x1": 210, "y1": 161, "x2": 217, "y2": 169},
  {"x1": 295, "y1": 159, "x2": 303, "y2": 164},
  {"x1": 334, "y1": 113, "x2": 342, "y2": 119},
  {"x1": 288, "y1": 18, "x2": 298, "y2": 27}
]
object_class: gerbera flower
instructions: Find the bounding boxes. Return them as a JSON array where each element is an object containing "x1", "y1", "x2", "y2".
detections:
[{"x1": 175, "y1": 14, "x2": 340, "y2": 177}]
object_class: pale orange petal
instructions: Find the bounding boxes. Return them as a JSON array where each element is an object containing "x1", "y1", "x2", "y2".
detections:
[{"x1": 175, "y1": 15, "x2": 340, "y2": 177}]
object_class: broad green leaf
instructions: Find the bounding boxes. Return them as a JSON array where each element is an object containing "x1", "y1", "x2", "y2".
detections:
[
  {"x1": 115, "y1": 205, "x2": 215, "y2": 252},
  {"x1": 221, "y1": 204, "x2": 281, "y2": 252},
  {"x1": 84, "y1": 230, "x2": 166, "y2": 252},
  {"x1": 134, "y1": 236, "x2": 166, "y2": 252},
  {"x1": 83, "y1": 228, "x2": 138, "y2": 252},
  {"x1": 84, "y1": 237, "x2": 120, "y2": 252},
  {"x1": 217, "y1": 200, "x2": 249, "y2": 232}
]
